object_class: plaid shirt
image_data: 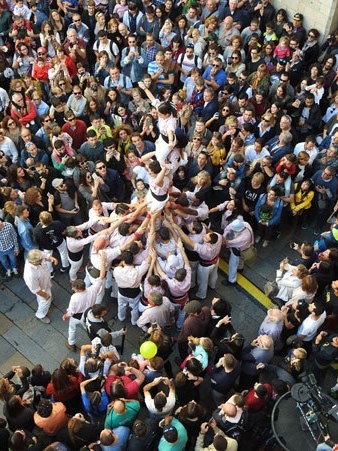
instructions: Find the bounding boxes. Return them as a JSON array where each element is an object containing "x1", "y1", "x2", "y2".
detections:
[{"x1": 0, "y1": 222, "x2": 19, "y2": 253}]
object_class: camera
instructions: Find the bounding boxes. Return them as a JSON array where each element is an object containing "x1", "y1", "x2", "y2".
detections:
[
  {"x1": 48, "y1": 30, "x2": 53, "y2": 36},
  {"x1": 92, "y1": 343, "x2": 101, "y2": 359}
]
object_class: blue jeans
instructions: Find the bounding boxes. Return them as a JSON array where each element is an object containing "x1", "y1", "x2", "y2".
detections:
[{"x1": 0, "y1": 247, "x2": 17, "y2": 271}]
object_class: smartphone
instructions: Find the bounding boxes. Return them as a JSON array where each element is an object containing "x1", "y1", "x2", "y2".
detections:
[{"x1": 92, "y1": 173, "x2": 99, "y2": 180}]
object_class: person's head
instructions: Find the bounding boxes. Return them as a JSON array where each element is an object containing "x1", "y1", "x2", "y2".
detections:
[
  {"x1": 309, "y1": 301, "x2": 325, "y2": 316},
  {"x1": 322, "y1": 166, "x2": 336, "y2": 181},
  {"x1": 254, "y1": 383, "x2": 269, "y2": 399},
  {"x1": 163, "y1": 424, "x2": 178, "y2": 443},
  {"x1": 301, "y1": 275, "x2": 318, "y2": 294},
  {"x1": 110, "y1": 380, "x2": 125, "y2": 399},
  {"x1": 37, "y1": 399, "x2": 53, "y2": 418},
  {"x1": 148, "y1": 290, "x2": 163, "y2": 306},
  {"x1": 91, "y1": 304, "x2": 109, "y2": 318},
  {"x1": 307, "y1": 28, "x2": 320, "y2": 42},
  {"x1": 71, "y1": 278, "x2": 86, "y2": 292},
  {"x1": 213, "y1": 434, "x2": 228, "y2": 450},
  {"x1": 99, "y1": 429, "x2": 115, "y2": 446},
  {"x1": 6, "y1": 396, "x2": 26, "y2": 418},
  {"x1": 154, "y1": 392, "x2": 167, "y2": 411}
]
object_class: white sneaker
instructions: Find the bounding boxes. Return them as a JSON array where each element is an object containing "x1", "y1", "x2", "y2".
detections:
[
  {"x1": 5, "y1": 269, "x2": 11, "y2": 278},
  {"x1": 262, "y1": 240, "x2": 270, "y2": 248},
  {"x1": 255, "y1": 236, "x2": 261, "y2": 244},
  {"x1": 12, "y1": 268, "x2": 19, "y2": 278},
  {"x1": 38, "y1": 316, "x2": 51, "y2": 324}
]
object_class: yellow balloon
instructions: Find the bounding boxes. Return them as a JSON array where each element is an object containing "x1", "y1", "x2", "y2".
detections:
[{"x1": 140, "y1": 341, "x2": 158, "y2": 359}]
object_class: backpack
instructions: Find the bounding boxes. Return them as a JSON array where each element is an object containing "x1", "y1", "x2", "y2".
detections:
[{"x1": 177, "y1": 53, "x2": 199, "y2": 68}]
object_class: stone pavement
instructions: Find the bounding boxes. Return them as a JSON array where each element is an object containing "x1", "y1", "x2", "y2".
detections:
[{"x1": 0, "y1": 222, "x2": 336, "y2": 397}]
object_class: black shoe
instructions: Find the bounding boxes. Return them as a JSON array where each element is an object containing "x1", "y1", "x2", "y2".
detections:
[
  {"x1": 65, "y1": 342, "x2": 77, "y2": 352},
  {"x1": 221, "y1": 279, "x2": 236, "y2": 287},
  {"x1": 237, "y1": 268, "x2": 244, "y2": 274},
  {"x1": 60, "y1": 266, "x2": 70, "y2": 273},
  {"x1": 194, "y1": 295, "x2": 206, "y2": 301}
]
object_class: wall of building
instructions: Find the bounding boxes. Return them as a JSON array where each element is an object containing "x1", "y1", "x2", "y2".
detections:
[{"x1": 272, "y1": 0, "x2": 338, "y2": 39}]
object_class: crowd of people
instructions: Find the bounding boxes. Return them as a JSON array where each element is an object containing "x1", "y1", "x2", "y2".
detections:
[{"x1": 0, "y1": 0, "x2": 338, "y2": 449}]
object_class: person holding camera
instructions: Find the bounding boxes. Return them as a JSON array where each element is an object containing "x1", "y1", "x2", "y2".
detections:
[
  {"x1": 144, "y1": 376, "x2": 176, "y2": 419},
  {"x1": 52, "y1": 178, "x2": 83, "y2": 226},
  {"x1": 196, "y1": 417, "x2": 238, "y2": 451}
]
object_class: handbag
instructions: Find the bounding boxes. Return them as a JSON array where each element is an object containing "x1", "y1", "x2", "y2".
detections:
[
  {"x1": 241, "y1": 226, "x2": 257, "y2": 264},
  {"x1": 241, "y1": 246, "x2": 257, "y2": 263},
  {"x1": 264, "y1": 280, "x2": 278, "y2": 297}
]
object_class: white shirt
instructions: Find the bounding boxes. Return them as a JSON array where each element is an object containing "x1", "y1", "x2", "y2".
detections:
[
  {"x1": 144, "y1": 390, "x2": 176, "y2": 416},
  {"x1": 245, "y1": 145, "x2": 270, "y2": 163},
  {"x1": 113, "y1": 261, "x2": 149, "y2": 288},
  {"x1": 293, "y1": 142, "x2": 318, "y2": 165},
  {"x1": 297, "y1": 312, "x2": 327, "y2": 341},
  {"x1": 136, "y1": 296, "x2": 175, "y2": 330},
  {"x1": 24, "y1": 260, "x2": 51, "y2": 295},
  {"x1": 0, "y1": 136, "x2": 18, "y2": 163},
  {"x1": 66, "y1": 234, "x2": 96, "y2": 253},
  {"x1": 67, "y1": 279, "x2": 103, "y2": 315}
]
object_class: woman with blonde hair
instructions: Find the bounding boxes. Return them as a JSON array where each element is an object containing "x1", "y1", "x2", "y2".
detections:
[
  {"x1": 220, "y1": 115, "x2": 240, "y2": 150},
  {"x1": 255, "y1": 111, "x2": 276, "y2": 142},
  {"x1": 159, "y1": 19, "x2": 176, "y2": 48},
  {"x1": 184, "y1": 28, "x2": 206, "y2": 59},
  {"x1": 94, "y1": 11, "x2": 107, "y2": 39},
  {"x1": 187, "y1": 170, "x2": 212, "y2": 205},
  {"x1": 286, "y1": 274, "x2": 318, "y2": 305},
  {"x1": 3, "y1": 201, "x2": 17, "y2": 226},
  {"x1": 145, "y1": 326, "x2": 174, "y2": 377},
  {"x1": 201, "y1": 16, "x2": 219, "y2": 41},
  {"x1": 247, "y1": 64, "x2": 270, "y2": 94},
  {"x1": 273, "y1": 259, "x2": 309, "y2": 304}
]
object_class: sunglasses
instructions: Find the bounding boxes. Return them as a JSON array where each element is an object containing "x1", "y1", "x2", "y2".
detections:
[
  {"x1": 59, "y1": 82, "x2": 66, "y2": 86},
  {"x1": 212, "y1": 64, "x2": 221, "y2": 68},
  {"x1": 193, "y1": 138, "x2": 201, "y2": 141},
  {"x1": 74, "y1": 18, "x2": 81, "y2": 22},
  {"x1": 263, "y1": 118, "x2": 270, "y2": 122},
  {"x1": 37, "y1": 52, "x2": 45, "y2": 56},
  {"x1": 44, "y1": 118, "x2": 51, "y2": 122},
  {"x1": 68, "y1": 117, "x2": 76, "y2": 121},
  {"x1": 223, "y1": 108, "x2": 230, "y2": 111},
  {"x1": 74, "y1": 92, "x2": 82, "y2": 95},
  {"x1": 96, "y1": 165, "x2": 106, "y2": 169}
]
